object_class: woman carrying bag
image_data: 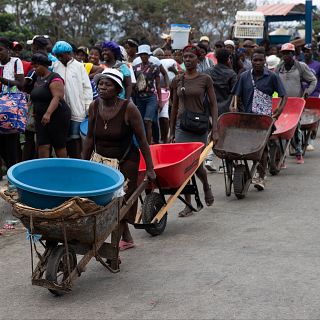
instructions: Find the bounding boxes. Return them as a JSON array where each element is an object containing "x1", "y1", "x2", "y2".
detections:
[
  {"x1": 170, "y1": 45, "x2": 219, "y2": 217},
  {"x1": 0, "y1": 37, "x2": 25, "y2": 170}
]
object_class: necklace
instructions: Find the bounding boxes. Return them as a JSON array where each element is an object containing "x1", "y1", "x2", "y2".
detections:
[{"x1": 99, "y1": 99, "x2": 119, "y2": 130}]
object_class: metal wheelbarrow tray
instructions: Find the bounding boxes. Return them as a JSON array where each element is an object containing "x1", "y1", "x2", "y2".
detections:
[
  {"x1": 135, "y1": 142, "x2": 212, "y2": 236},
  {"x1": 300, "y1": 97, "x2": 320, "y2": 155},
  {"x1": 1, "y1": 190, "x2": 124, "y2": 296},
  {"x1": 269, "y1": 97, "x2": 305, "y2": 175},
  {"x1": 213, "y1": 112, "x2": 274, "y2": 199}
]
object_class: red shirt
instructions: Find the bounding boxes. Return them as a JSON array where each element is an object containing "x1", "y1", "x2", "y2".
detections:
[{"x1": 22, "y1": 61, "x2": 32, "y2": 76}]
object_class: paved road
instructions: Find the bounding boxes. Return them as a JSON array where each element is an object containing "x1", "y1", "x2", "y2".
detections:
[{"x1": 1, "y1": 142, "x2": 320, "y2": 319}]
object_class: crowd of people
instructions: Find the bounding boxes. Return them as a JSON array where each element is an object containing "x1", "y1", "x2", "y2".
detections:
[{"x1": 1, "y1": 33, "x2": 320, "y2": 248}]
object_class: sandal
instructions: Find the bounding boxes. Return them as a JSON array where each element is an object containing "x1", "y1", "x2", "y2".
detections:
[
  {"x1": 178, "y1": 207, "x2": 193, "y2": 217},
  {"x1": 204, "y1": 186, "x2": 214, "y2": 206},
  {"x1": 119, "y1": 240, "x2": 135, "y2": 251}
]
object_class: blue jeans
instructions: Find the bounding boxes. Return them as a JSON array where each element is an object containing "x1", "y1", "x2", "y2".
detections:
[{"x1": 135, "y1": 94, "x2": 158, "y2": 121}]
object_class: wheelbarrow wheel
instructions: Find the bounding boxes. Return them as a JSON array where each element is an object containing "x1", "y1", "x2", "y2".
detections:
[
  {"x1": 233, "y1": 164, "x2": 247, "y2": 200},
  {"x1": 45, "y1": 245, "x2": 77, "y2": 296},
  {"x1": 142, "y1": 192, "x2": 167, "y2": 236},
  {"x1": 224, "y1": 160, "x2": 233, "y2": 197},
  {"x1": 269, "y1": 142, "x2": 281, "y2": 176}
]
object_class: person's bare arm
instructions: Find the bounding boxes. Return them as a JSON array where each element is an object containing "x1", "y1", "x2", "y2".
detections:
[
  {"x1": 207, "y1": 84, "x2": 219, "y2": 143},
  {"x1": 0, "y1": 73, "x2": 24, "y2": 90},
  {"x1": 160, "y1": 64, "x2": 169, "y2": 89},
  {"x1": 41, "y1": 80, "x2": 64, "y2": 126},
  {"x1": 169, "y1": 78, "x2": 179, "y2": 142},
  {"x1": 127, "y1": 103, "x2": 155, "y2": 180}
]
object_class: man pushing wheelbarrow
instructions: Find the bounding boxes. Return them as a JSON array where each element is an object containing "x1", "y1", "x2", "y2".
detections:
[{"x1": 230, "y1": 48, "x2": 287, "y2": 190}]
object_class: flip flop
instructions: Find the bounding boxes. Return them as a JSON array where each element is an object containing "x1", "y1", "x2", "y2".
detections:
[
  {"x1": 119, "y1": 240, "x2": 135, "y2": 251},
  {"x1": 178, "y1": 207, "x2": 193, "y2": 217}
]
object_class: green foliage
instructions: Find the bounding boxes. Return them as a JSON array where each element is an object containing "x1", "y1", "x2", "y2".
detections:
[{"x1": 2, "y1": 0, "x2": 251, "y2": 46}]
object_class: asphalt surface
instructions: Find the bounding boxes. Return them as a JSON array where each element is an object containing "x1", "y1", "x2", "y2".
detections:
[{"x1": 1, "y1": 141, "x2": 320, "y2": 319}]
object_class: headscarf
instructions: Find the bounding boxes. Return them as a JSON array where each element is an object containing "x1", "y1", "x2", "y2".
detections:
[
  {"x1": 52, "y1": 41, "x2": 73, "y2": 55},
  {"x1": 182, "y1": 45, "x2": 201, "y2": 58},
  {"x1": 102, "y1": 41, "x2": 122, "y2": 61}
]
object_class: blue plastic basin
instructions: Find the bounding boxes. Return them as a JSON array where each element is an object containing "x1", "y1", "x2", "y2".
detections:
[{"x1": 7, "y1": 158, "x2": 124, "y2": 209}]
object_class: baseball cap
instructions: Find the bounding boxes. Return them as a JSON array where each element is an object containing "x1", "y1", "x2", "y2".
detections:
[
  {"x1": 280, "y1": 43, "x2": 295, "y2": 52},
  {"x1": 12, "y1": 41, "x2": 23, "y2": 50},
  {"x1": 93, "y1": 68, "x2": 124, "y2": 89},
  {"x1": 200, "y1": 36, "x2": 210, "y2": 42},
  {"x1": 27, "y1": 35, "x2": 50, "y2": 45}
]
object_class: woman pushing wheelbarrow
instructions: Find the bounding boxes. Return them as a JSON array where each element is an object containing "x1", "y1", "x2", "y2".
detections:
[{"x1": 229, "y1": 48, "x2": 287, "y2": 191}]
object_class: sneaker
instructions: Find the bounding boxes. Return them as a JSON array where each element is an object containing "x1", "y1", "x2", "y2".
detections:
[
  {"x1": 296, "y1": 155, "x2": 304, "y2": 164},
  {"x1": 205, "y1": 159, "x2": 217, "y2": 172},
  {"x1": 306, "y1": 144, "x2": 315, "y2": 151},
  {"x1": 254, "y1": 177, "x2": 265, "y2": 191}
]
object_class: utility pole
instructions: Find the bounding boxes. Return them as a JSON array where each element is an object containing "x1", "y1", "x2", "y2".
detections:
[{"x1": 305, "y1": 0, "x2": 313, "y2": 43}]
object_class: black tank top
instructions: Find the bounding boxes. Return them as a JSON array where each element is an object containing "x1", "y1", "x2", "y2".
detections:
[
  {"x1": 94, "y1": 98, "x2": 134, "y2": 159},
  {"x1": 30, "y1": 72, "x2": 70, "y2": 118}
]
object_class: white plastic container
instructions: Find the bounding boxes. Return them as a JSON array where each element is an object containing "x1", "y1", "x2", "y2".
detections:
[{"x1": 170, "y1": 24, "x2": 191, "y2": 49}]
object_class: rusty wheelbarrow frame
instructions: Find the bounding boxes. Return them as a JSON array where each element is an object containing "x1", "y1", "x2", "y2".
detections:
[
  {"x1": 213, "y1": 113, "x2": 274, "y2": 199},
  {"x1": 1, "y1": 180, "x2": 149, "y2": 296}
]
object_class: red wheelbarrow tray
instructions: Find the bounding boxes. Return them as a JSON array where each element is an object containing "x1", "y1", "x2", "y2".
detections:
[
  {"x1": 138, "y1": 142, "x2": 204, "y2": 188},
  {"x1": 271, "y1": 97, "x2": 305, "y2": 140},
  {"x1": 301, "y1": 97, "x2": 320, "y2": 129},
  {"x1": 213, "y1": 112, "x2": 274, "y2": 161}
]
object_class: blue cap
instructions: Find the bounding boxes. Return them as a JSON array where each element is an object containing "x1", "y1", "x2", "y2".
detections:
[{"x1": 52, "y1": 41, "x2": 73, "y2": 55}]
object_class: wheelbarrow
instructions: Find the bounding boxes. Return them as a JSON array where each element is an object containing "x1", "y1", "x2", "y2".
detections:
[
  {"x1": 213, "y1": 112, "x2": 274, "y2": 199},
  {"x1": 134, "y1": 142, "x2": 213, "y2": 236},
  {"x1": 268, "y1": 97, "x2": 305, "y2": 175},
  {"x1": 300, "y1": 97, "x2": 320, "y2": 155}
]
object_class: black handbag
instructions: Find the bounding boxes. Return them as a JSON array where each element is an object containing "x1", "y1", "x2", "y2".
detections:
[{"x1": 179, "y1": 74, "x2": 209, "y2": 135}]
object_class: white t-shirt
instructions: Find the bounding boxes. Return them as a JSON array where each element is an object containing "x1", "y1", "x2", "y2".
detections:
[
  {"x1": 132, "y1": 55, "x2": 162, "y2": 67},
  {"x1": 0, "y1": 57, "x2": 24, "y2": 92},
  {"x1": 160, "y1": 58, "x2": 177, "y2": 83}
]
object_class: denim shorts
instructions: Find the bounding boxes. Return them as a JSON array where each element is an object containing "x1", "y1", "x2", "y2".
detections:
[
  {"x1": 135, "y1": 94, "x2": 157, "y2": 121},
  {"x1": 68, "y1": 120, "x2": 81, "y2": 140}
]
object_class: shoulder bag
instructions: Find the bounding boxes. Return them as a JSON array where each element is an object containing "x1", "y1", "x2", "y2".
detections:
[{"x1": 179, "y1": 73, "x2": 209, "y2": 135}]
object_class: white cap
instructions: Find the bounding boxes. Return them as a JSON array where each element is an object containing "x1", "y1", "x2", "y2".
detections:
[
  {"x1": 137, "y1": 44, "x2": 152, "y2": 55},
  {"x1": 266, "y1": 55, "x2": 280, "y2": 70},
  {"x1": 94, "y1": 68, "x2": 124, "y2": 89},
  {"x1": 224, "y1": 40, "x2": 235, "y2": 47},
  {"x1": 26, "y1": 35, "x2": 50, "y2": 45}
]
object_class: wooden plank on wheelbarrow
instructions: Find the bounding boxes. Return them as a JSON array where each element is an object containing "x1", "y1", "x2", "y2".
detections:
[
  {"x1": 119, "y1": 180, "x2": 148, "y2": 221},
  {"x1": 151, "y1": 141, "x2": 214, "y2": 224}
]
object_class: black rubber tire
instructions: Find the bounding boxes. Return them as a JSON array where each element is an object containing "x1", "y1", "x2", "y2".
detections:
[
  {"x1": 225, "y1": 160, "x2": 233, "y2": 197},
  {"x1": 45, "y1": 245, "x2": 77, "y2": 296},
  {"x1": 269, "y1": 142, "x2": 281, "y2": 176},
  {"x1": 142, "y1": 192, "x2": 167, "y2": 236},
  {"x1": 233, "y1": 164, "x2": 247, "y2": 200}
]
